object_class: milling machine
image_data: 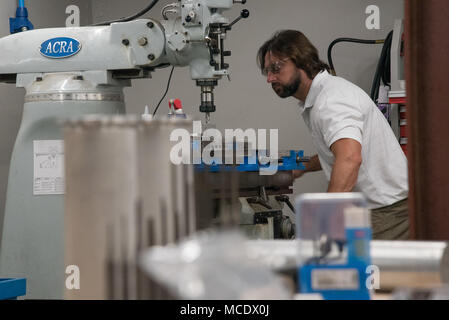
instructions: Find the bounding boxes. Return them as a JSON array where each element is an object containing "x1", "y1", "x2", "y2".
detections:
[
  {"x1": 194, "y1": 144, "x2": 308, "y2": 240},
  {"x1": 0, "y1": 0, "x2": 250, "y2": 299}
]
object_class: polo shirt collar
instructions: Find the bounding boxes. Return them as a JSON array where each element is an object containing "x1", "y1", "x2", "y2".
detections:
[{"x1": 298, "y1": 70, "x2": 329, "y2": 113}]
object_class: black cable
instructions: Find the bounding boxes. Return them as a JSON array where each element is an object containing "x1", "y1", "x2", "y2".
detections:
[
  {"x1": 370, "y1": 31, "x2": 393, "y2": 102},
  {"x1": 326, "y1": 34, "x2": 394, "y2": 102},
  {"x1": 153, "y1": 66, "x2": 175, "y2": 117},
  {"x1": 381, "y1": 33, "x2": 393, "y2": 86},
  {"x1": 93, "y1": 0, "x2": 160, "y2": 26},
  {"x1": 327, "y1": 38, "x2": 383, "y2": 75}
]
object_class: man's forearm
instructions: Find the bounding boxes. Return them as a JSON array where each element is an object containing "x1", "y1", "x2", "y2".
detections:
[{"x1": 327, "y1": 157, "x2": 361, "y2": 192}]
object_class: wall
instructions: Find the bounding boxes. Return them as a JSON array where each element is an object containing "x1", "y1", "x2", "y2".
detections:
[
  {"x1": 0, "y1": 0, "x2": 92, "y2": 239},
  {"x1": 91, "y1": 0, "x2": 404, "y2": 207}
]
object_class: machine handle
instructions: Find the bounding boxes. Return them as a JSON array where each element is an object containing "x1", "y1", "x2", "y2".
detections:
[{"x1": 226, "y1": 9, "x2": 250, "y2": 30}]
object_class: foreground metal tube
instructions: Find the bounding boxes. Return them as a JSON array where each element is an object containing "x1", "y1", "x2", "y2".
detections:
[
  {"x1": 137, "y1": 118, "x2": 197, "y2": 299},
  {"x1": 245, "y1": 240, "x2": 449, "y2": 290},
  {"x1": 64, "y1": 115, "x2": 139, "y2": 300},
  {"x1": 137, "y1": 118, "x2": 197, "y2": 247}
]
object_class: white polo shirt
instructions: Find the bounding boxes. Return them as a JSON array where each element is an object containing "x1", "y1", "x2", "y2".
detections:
[{"x1": 299, "y1": 70, "x2": 408, "y2": 209}]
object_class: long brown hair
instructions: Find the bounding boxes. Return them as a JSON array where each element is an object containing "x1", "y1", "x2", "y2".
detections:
[{"x1": 257, "y1": 30, "x2": 330, "y2": 79}]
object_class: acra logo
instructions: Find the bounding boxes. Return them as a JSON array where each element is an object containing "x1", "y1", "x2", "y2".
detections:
[{"x1": 40, "y1": 37, "x2": 81, "y2": 59}]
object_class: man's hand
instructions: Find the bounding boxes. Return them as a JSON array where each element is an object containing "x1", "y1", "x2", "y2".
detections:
[
  {"x1": 293, "y1": 154, "x2": 322, "y2": 179},
  {"x1": 327, "y1": 138, "x2": 362, "y2": 192}
]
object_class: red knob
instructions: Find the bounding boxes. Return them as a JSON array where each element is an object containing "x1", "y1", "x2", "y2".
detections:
[{"x1": 173, "y1": 98, "x2": 183, "y2": 110}]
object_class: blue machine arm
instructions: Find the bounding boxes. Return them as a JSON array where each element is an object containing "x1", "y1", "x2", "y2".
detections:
[{"x1": 10, "y1": 0, "x2": 34, "y2": 34}]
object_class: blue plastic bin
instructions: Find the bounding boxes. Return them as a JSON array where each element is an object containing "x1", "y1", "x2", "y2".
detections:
[{"x1": 0, "y1": 278, "x2": 27, "y2": 300}]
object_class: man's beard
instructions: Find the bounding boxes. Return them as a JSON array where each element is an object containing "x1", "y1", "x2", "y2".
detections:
[{"x1": 272, "y1": 74, "x2": 301, "y2": 98}]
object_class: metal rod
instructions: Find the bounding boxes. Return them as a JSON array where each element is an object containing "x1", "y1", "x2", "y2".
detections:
[{"x1": 244, "y1": 240, "x2": 449, "y2": 289}]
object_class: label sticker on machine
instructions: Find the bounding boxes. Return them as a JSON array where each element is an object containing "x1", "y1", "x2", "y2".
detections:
[
  {"x1": 39, "y1": 37, "x2": 81, "y2": 59},
  {"x1": 33, "y1": 140, "x2": 65, "y2": 195},
  {"x1": 311, "y1": 268, "x2": 360, "y2": 290}
]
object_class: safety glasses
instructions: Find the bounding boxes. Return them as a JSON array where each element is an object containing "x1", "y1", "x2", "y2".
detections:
[{"x1": 262, "y1": 58, "x2": 289, "y2": 76}]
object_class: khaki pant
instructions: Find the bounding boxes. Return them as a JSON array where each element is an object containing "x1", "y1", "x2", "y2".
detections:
[{"x1": 371, "y1": 198, "x2": 409, "y2": 240}]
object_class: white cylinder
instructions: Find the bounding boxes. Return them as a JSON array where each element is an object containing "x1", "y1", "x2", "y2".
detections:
[
  {"x1": 64, "y1": 115, "x2": 138, "y2": 299},
  {"x1": 137, "y1": 118, "x2": 196, "y2": 248},
  {"x1": 136, "y1": 118, "x2": 197, "y2": 299}
]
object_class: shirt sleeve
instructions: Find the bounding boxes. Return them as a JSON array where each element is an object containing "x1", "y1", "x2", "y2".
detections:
[{"x1": 317, "y1": 93, "x2": 364, "y2": 148}]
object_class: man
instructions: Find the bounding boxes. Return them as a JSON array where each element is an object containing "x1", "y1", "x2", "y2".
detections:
[{"x1": 258, "y1": 30, "x2": 409, "y2": 240}]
